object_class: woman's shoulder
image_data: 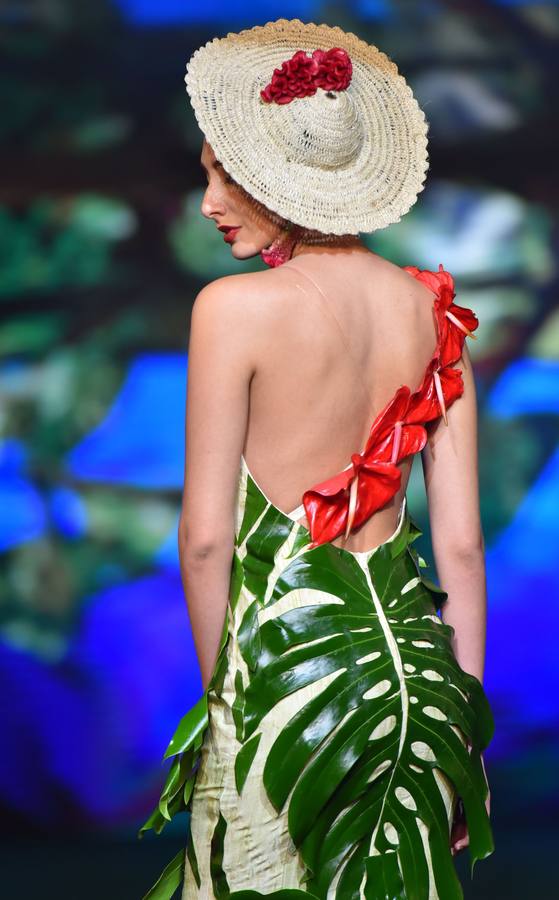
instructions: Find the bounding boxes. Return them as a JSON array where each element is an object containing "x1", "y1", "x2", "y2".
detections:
[
  {"x1": 190, "y1": 268, "x2": 296, "y2": 347},
  {"x1": 194, "y1": 266, "x2": 301, "y2": 321},
  {"x1": 197, "y1": 265, "x2": 289, "y2": 298}
]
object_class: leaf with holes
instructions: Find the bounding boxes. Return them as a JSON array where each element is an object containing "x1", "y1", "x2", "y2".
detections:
[{"x1": 235, "y1": 531, "x2": 494, "y2": 900}]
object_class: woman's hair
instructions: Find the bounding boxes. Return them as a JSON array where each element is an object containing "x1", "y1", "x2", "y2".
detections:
[{"x1": 231, "y1": 171, "x2": 358, "y2": 245}]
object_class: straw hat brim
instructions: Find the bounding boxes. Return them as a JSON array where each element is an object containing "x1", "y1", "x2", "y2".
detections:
[{"x1": 185, "y1": 18, "x2": 430, "y2": 236}]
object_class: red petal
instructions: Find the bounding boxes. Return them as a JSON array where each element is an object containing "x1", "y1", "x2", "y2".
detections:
[
  {"x1": 363, "y1": 386, "x2": 411, "y2": 457},
  {"x1": 304, "y1": 461, "x2": 401, "y2": 547},
  {"x1": 396, "y1": 423, "x2": 428, "y2": 462},
  {"x1": 439, "y1": 365, "x2": 464, "y2": 407},
  {"x1": 439, "y1": 302, "x2": 479, "y2": 366},
  {"x1": 406, "y1": 360, "x2": 440, "y2": 424}
]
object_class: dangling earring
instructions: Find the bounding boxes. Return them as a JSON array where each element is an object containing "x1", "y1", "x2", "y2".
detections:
[{"x1": 260, "y1": 223, "x2": 301, "y2": 268}]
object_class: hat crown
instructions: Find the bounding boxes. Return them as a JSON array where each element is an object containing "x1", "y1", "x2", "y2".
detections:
[{"x1": 264, "y1": 88, "x2": 364, "y2": 170}]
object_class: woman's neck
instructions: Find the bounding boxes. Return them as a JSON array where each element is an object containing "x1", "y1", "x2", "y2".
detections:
[{"x1": 291, "y1": 235, "x2": 369, "y2": 259}]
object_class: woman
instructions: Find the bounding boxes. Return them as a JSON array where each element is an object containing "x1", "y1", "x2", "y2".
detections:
[{"x1": 140, "y1": 19, "x2": 494, "y2": 900}]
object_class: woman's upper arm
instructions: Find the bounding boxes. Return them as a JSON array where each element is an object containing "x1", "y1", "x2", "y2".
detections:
[
  {"x1": 179, "y1": 274, "x2": 260, "y2": 550},
  {"x1": 421, "y1": 344, "x2": 485, "y2": 559}
]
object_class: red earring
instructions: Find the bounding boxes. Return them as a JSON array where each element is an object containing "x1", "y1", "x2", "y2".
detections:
[{"x1": 260, "y1": 225, "x2": 301, "y2": 268}]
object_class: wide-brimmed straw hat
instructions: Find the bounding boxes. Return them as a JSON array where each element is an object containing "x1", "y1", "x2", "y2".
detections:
[{"x1": 185, "y1": 18, "x2": 430, "y2": 236}]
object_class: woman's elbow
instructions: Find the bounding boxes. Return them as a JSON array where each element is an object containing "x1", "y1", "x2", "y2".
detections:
[
  {"x1": 178, "y1": 516, "x2": 234, "y2": 560},
  {"x1": 434, "y1": 529, "x2": 486, "y2": 564}
]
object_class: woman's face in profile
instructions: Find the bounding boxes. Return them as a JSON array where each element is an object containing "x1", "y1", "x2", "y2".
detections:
[{"x1": 199, "y1": 139, "x2": 280, "y2": 259}]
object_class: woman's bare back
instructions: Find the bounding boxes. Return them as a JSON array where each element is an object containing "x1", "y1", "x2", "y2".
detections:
[{"x1": 243, "y1": 248, "x2": 439, "y2": 553}]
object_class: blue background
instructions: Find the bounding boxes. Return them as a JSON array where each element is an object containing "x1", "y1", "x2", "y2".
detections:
[{"x1": 1, "y1": 1, "x2": 557, "y2": 897}]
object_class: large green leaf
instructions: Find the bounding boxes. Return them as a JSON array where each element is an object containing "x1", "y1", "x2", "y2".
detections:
[
  {"x1": 139, "y1": 463, "x2": 494, "y2": 899},
  {"x1": 235, "y1": 518, "x2": 494, "y2": 899}
]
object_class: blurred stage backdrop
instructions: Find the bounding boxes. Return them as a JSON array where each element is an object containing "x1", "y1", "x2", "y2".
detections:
[{"x1": 1, "y1": 1, "x2": 558, "y2": 898}]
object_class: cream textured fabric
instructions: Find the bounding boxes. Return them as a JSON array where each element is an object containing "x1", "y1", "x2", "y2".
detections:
[{"x1": 184, "y1": 18, "x2": 430, "y2": 235}]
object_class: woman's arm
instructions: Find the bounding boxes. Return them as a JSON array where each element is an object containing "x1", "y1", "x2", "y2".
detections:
[
  {"x1": 422, "y1": 345, "x2": 490, "y2": 855},
  {"x1": 421, "y1": 344, "x2": 487, "y2": 684},
  {"x1": 178, "y1": 274, "x2": 259, "y2": 690}
]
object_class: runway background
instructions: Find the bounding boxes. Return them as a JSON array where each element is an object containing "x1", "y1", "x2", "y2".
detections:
[{"x1": 1, "y1": 1, "x2": 558, "y2": 897}]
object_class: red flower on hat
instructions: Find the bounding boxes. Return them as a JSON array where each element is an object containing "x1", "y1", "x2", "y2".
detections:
[
  {"x1": 260, "y1": 47, "x2": 352, "y2": 105},
  {"x1": 313, "y1": 48, "x2": 353, "y2": 91}
]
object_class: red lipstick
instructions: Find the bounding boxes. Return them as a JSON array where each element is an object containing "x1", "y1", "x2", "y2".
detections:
[{"x1": 218, "y1": 225, "x2": 241, "y2": 244}]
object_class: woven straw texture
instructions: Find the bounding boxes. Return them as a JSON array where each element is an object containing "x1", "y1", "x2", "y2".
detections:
[{"x1": 185, "y1": 18, "x2": 430, "y2": 235}]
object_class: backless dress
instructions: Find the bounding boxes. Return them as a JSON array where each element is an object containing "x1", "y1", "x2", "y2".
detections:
[{"x1": 139, "y1": 264, "x2": 494, "y2": 900}]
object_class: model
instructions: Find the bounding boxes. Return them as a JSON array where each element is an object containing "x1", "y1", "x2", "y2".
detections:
[{"x1": 139, "y1": 18, "x2": 494, "y2": 900}]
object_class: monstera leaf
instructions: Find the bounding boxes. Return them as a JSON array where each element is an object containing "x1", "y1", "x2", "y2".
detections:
[
  {"x1": 139, "y1": 460, "x2": 494, "y2": 900},
  {"x1": 234, "y1": 525, "x2": 494, "y2": 900}
]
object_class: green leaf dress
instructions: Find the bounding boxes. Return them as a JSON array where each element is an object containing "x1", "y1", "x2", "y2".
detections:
[{"x1": 139, "y1": 265, "x2": 494, "y2": 899}]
